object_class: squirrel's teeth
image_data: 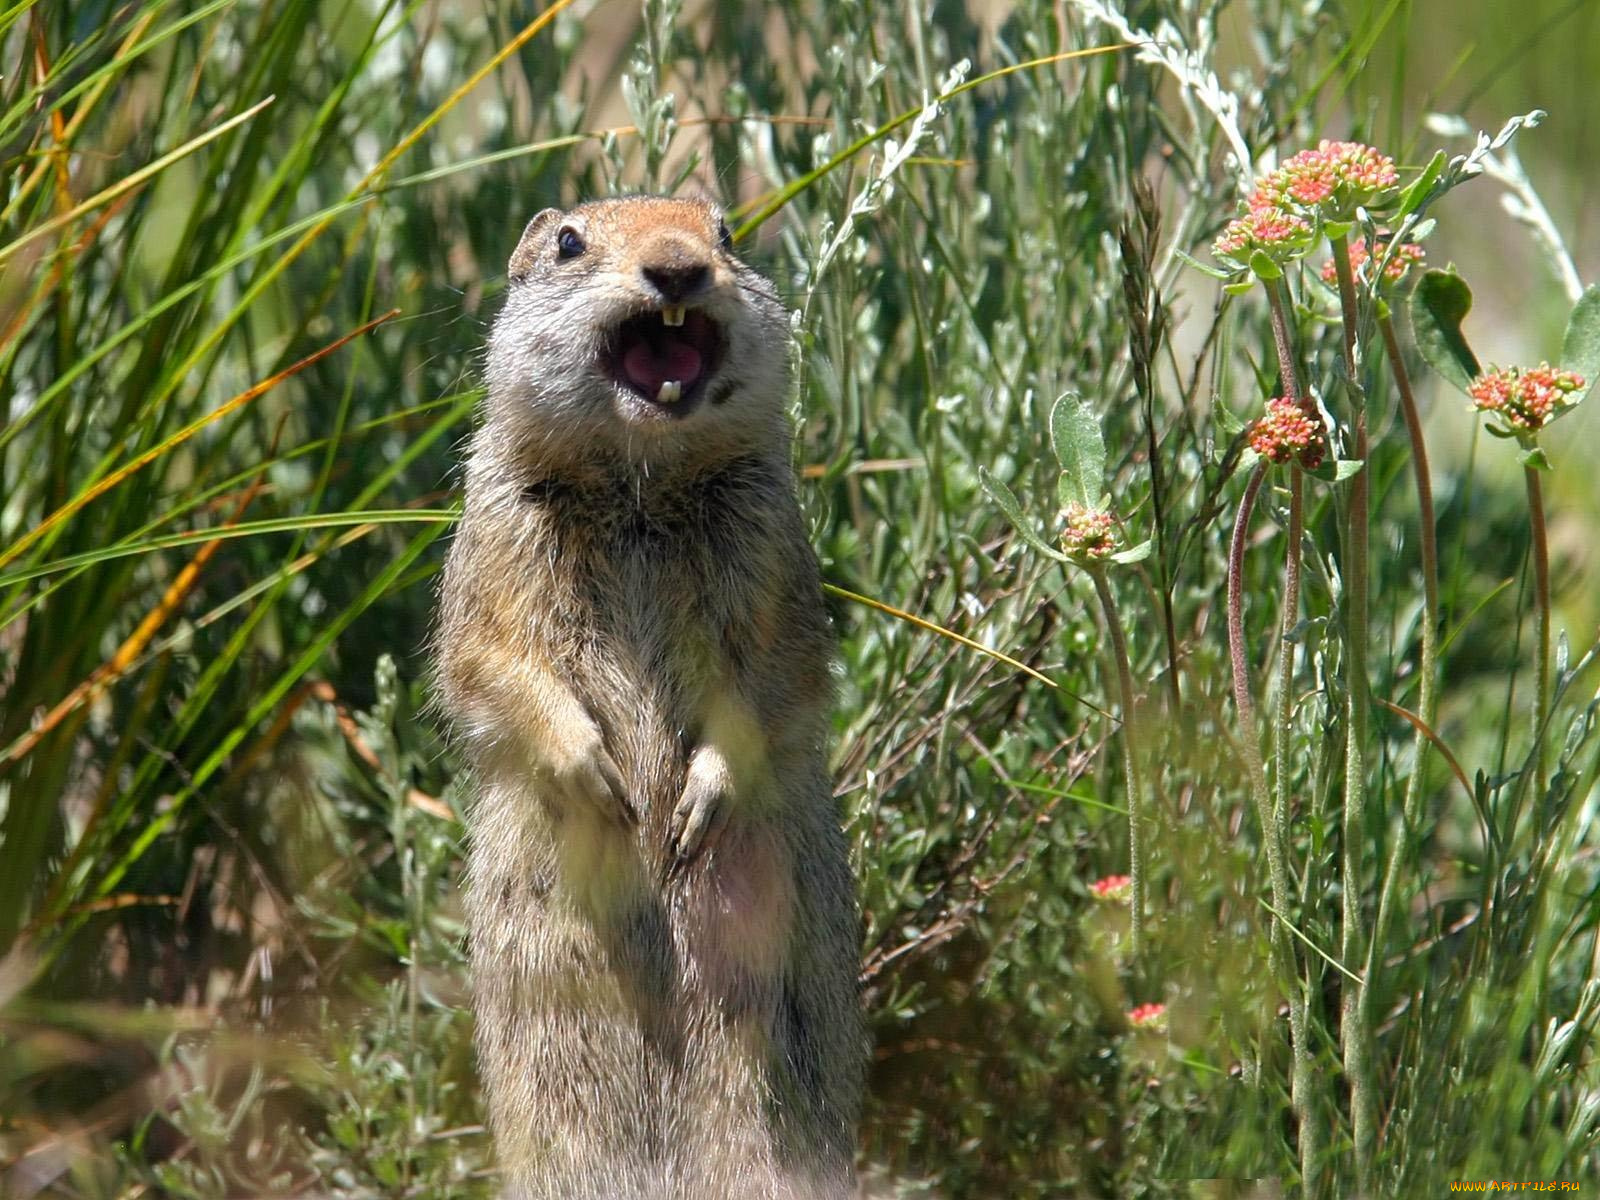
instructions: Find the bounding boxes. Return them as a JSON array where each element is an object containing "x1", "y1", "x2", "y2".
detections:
[
  {"x1": 656, "y1": 380, "x2": 683, "y2": 404},
  {"x1": 661, "y1": 305, "x2": 686, "y2": 327}
]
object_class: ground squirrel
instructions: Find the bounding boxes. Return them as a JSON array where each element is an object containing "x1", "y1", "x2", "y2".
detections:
[{"x1": 434, "y1": 196, "x2": 865, "y2": 1199}]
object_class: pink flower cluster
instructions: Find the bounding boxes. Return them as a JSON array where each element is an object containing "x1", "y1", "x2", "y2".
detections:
[
  {"x1": 1468, "y1": 364, "x2": 1586, "y2": 435},
  {"x1": 1250, "y1": 397, "x2": 1325, "y2": 468},
  {"x1": 1127, "y1": 1002, "x2": 1167, "y2": 1030},
  {"x1": 1089, "y1": 874, "x2": 1132, "y2": 902},
  {"x1": 1213, "y1": 204, "x2": 1313, "y2": 260},
  {"x1": 1213, "y1": 139, "x2": 1399, "y2": 268},
  {"x1": 1061, "y1": 503, "x2": 1118, "y2": 559},
  {"x1": 1261, "y1": 141, "x2": 1399, "y2": 210},
  {"x1": 1319, "y1": 236, "x2": 1425, "y2": 288}
]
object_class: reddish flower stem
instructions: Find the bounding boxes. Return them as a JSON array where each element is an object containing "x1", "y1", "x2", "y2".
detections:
[{"x1": 1267, "y1": 278, "x2": 1303, "y2": 404}]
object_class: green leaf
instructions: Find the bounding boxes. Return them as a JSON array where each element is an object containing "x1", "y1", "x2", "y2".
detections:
[
  {"x1": 1055, "y1": 471, "x2": 1077, "y2": 514},
  {"x1": 0, "y1": 510, "x2": 457, "y2": 589},
  {"x1": 1408, "y1": 269, "x2": 1482, "y2": 394},
  {"x1": 1332, "y1": 459, "x2": 1365, "y2": 482},
  {"x1": 1559, "y1": 285, "x2": 1600, "y2": 403},
  {"x1": 1173, "y1": 248, "x2": 1233, "y2": 280},
  {"x1": 1520, "y1": 445, "x2": 1553, "y2": 471},
  {"x1": 979, "y1": 468, "x2": 1071, "y2": 562},
  {"x1": 1396, "y1": 150, "x2": 1447, "y2": 218},
  {"x1": 1215, "y1": 403, "x2": 1247, "y2": 437},
  {"x1": 1248, "y1": 249, "x2": 1283, "y2": 281},
  {"x1": 1223, "y1": 279, "x2": 1256, "y2": 296},
  {"x1": 1048, "y1": 392, "x2": 1105, "y2": 511},
  {"x1": 1306, "y1": 457, "x2": 1365, "y2": 483},
  {"x1": 1109, "y1": 538, "x2": 1153, "y2": 564},
  {"x1": 1323, "y1": 219, "x2": 1355, "y2": 240}
]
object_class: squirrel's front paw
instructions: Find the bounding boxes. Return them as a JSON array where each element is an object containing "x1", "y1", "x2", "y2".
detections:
[
  {"x1": 551, "y1": 743, "x2": 633, "y2": 826},
  {"x1": 670, "y1": 747, "x2": 733, "y2": 863}
]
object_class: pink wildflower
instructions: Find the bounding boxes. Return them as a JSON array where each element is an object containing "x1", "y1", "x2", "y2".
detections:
[
  {"x1": 1127, "y1": 1003, "x2": 1167, "y2": 1031},
  {"x1": 1468, "y1": 364, "x2": 1586, "y2": 435},
  {"x1": 1319, "y1": 236, "x2": 1425, "y2": 288},
  {"x1": 1266, "y1": 149, "x2": 1339, "y2": 208},
  {"x1": 1250, "y1": 397, "x2": 1325, "y2": 468},
  {"x1": 1321, "y1": 140, "x2": 1399, "y2": 192},
  {"x1": 1062, "y1": 503, "x2": 1118, "y2": 559},
  {"x1": 1089, "y1": 874, "x2": 1133, "y2": 903},
  {"x1": 1213, "y1": 202, "x2": 1313, "y2": 261},
  {"x1": 1254, "y1": 140, "x2": 1399, "y2": 216}
]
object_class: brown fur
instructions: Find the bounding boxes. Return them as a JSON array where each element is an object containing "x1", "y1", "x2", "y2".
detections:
[{"x1": 434, "y1": 197, "x2": 864, "y2": 1199}]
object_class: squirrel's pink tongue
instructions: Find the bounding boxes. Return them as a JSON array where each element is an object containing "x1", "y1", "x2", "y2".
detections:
[{"x1": 622, "y1": 340, "x2": 703, "y2": 397}]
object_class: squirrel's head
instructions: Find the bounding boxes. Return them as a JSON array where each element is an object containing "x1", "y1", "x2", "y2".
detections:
[{"x1": 484, "y1": 196, "x2": 791, "y2": 475}]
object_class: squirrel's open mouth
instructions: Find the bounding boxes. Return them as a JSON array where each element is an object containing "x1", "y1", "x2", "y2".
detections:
[{"x1": 604, "y1": 308, "x2": 725, "y2": 414}]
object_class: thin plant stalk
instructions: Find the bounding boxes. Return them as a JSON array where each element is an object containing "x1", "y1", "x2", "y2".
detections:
[
  {"x1": 1370, "y1": 307, "x2": 1440, "y2": 962},
  {"x1": 1329, "y1": 232, "x2": 1376, "y2": 1186},
  {"x1": 1225, "y1": 461, "x2": 1320, "y2": 1189},
  {"x1": 1088, "y1": 565, "x2": 1146, "y2": 956},
  {"x1": 1526, "y1": 464, "x2": 1551, "y2": 795},
  {"x1": 1262, "y1": 276, "x2": 1323, "y2": 1191}
]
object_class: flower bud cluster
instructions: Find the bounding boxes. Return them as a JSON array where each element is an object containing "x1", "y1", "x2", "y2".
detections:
[
  {"x1": 1468, "y1": 364, "x2": 1586, "y2": 436},
  {"x1": 1061, "y1": 503, "x2": 1118, "y2": 560},
  {"x1": 1320, "y1": 235, "x2": 1425, "y2": 288},
  {"x1": 1212, "y1": 139, "x2": 1401, "y2": 277},
  {"x1": 1127, "y1": 1002, "x2": 1167, "y2": 1031},
  {"x1": 1260, "y1": 141, "x2": 1399, "y2": 216},
  {"x1": 1089, "y1": 874, "x2": 1133, "y2": 903},
  {"x1": 1249, "y1": 397, "x2": 1325, "y2": 468},
  {"x1": 1213, "y1": 204, "x2": 1314, "y2": 262}
]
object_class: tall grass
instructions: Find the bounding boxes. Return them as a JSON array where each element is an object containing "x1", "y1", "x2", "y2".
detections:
[{"x1": 3, "y1": 0, "x2": 1598, "y2": 1195}]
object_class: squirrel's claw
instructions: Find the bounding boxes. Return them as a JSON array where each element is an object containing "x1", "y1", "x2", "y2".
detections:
[
  {"x1": 558, "y1": 749, "x2": 635, "y2": 827},
  {"x1": 670, "y1": 764, "x2": 730, "y2": 865}
]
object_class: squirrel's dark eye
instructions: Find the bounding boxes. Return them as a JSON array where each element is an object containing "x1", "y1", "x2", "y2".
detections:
[
  {"x1": 556, "y1": 226, "x2": 586, "y2": 259},
  {"x1": 716, "y1": 219, "x2": 733, "y2": 253}
]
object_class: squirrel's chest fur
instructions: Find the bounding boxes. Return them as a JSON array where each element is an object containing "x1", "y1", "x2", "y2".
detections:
[{"x1": 488, "y1": 459, "x2": 823, "y2": 834}]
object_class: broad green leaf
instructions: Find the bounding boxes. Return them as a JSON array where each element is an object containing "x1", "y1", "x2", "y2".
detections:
[
  {"x1": 979, "y1": 468, "x2": 1070, "y2": 562},
  {"x1": 1048, "y1": 393, "x2": 1105, "y2": 511},
  {"x1": 1408, "y1": 269, "x2": 1482, "y2": 394},
  {"x1": 1560, "y1": 285, "x2": 1600, "y2": 403},
  {"x1": 1249, "y1": 249, "x2": 1283, "y2": 281},
  {"x1": 1109, "y1": 539, "x2": 1153, "y2": 565},
  {"x1": 1520, "y1": 445, "x2": 1553, "y2": 471}
]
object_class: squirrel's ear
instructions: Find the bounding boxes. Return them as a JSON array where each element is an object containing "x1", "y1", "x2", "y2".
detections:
[
  {"x1": 676, "y1": 178, "x2": 723, "y2": 207},
  {"x1": 508, "y1": 208, "x2": 562, "y2": 282}
]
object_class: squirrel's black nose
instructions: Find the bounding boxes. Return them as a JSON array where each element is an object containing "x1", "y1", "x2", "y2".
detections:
[{"x1": 642, "y1": 261, "x2": 710, "y2": 304}]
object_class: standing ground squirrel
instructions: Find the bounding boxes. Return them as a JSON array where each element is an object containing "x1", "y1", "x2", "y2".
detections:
[{"x1": 434, "y1": 196, "x2": 865, "y2": 1199}]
